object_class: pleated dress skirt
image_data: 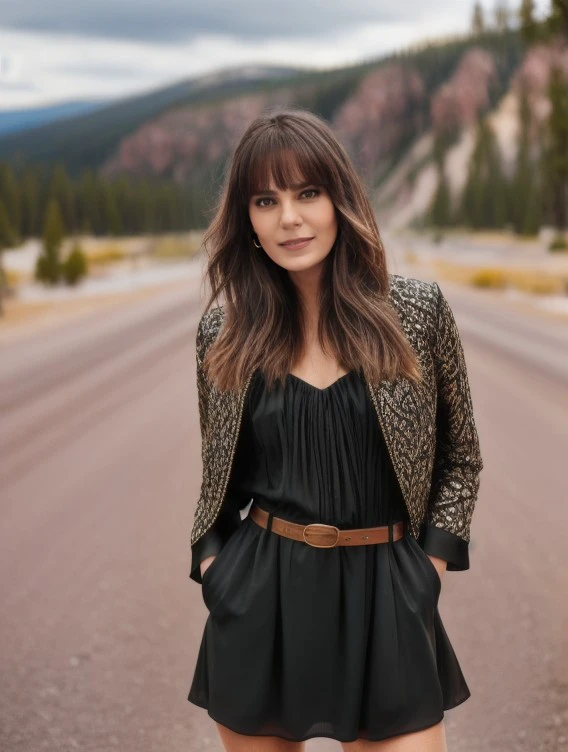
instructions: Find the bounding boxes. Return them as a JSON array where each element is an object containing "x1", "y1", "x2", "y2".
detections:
[{"x1": 188, "y1": 368, "x2": 471, "y2": 743}]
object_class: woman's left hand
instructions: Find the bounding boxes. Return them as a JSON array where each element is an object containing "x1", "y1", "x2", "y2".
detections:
[{"x1": 428, "y1": 554, "x2": 447, "y2": 583}]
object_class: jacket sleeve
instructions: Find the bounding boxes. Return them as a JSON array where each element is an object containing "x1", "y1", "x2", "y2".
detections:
[
  {"x1": 189, "y1": 449, "x2": 253, "y2": 584},
  {"x1": 195, "y1": 314, "x2": 211, "y2": 457},
  {"x1": 419, "y1": 282, "x2": 484, "y2": 571},
  {"x1": 190, "y1": 318, "x2": 253, "y2": 585}
]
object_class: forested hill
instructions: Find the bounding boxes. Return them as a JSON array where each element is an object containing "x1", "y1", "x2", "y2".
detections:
[
  {"x1": 0, "y1": 32, "x2": 524, "y2": 185},
  {"x1": 1, "y1": 7, "x2": 567, "y2": 237}
]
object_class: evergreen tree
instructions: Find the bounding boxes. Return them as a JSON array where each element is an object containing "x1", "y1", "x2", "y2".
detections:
[
  {"x1": 487, "y1": 146, "x2": 509, "y2": 227},
  {"x1": 543, "y1": 64, "x2": 568, "y2": 235},
  {"x1": 77, "y1": 170, "x2": 103, "y2": 235},
  {"x1": 0, "y1": 199, "x2": 18, "y2": 316},
  {"x1": 0, "y1": 199, "x2": 16, "y2": 247},
  {"x1": 19, "y1": 168, "x2": 41, "y2": 238},
  {"x1": 430, "y1": 174, "x2": 453, "y2": 227},
  {"x1": 471, "y1": 2, "x2": 486, "y2": 35},
  {"x1": 494, "y1": 0, "x2": 511, "y2": 31},
  {"x1": 102, "y1": 183, "x2": 122, "y2": 236},
  {"x1": 0, "y1": 163, "x2": 21, "y2": 239},
  {"x1": 49, "y1": 164, "x2": 76, "y2": 233},
  {"x1": 139, "y1": 180, "x2": 156, "y2": 233},
  {"x1": 429, "y1": 133, "x2": 453, "y2": 227},
  {"x1": 461, "y1": 116, "x2": 508, "y2": 229},
  {"x1": 519, "y1": 0, "x2": 538, "y2": 44},
  {"x1": 113, "y1": 177, "x2": 133, "y2": 234},
  {"x1": 36, "y1": 198, "x2": 65, "y2": 285},
  {"x1": 547, "y1": 0, "x2": 568, "y2": 38},
  {"x1": 511, "y1": 85, "x2": 542, "y2": 234},
  {"x1": 61, "y1": 240, "x2": 88, "y2": 285}
]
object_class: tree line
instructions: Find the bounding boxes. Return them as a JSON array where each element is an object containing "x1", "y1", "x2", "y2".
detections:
[
  {"x1": 0, "y1": 164, "x2": 210, "y2": 309},
  {"x1": 0, "y1": 163, "x2": 208, "y2": 246}
]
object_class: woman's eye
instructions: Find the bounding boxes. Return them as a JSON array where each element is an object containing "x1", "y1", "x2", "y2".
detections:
[{"x1": 254, "y1": 188, "x2": 319, "y2": 207}]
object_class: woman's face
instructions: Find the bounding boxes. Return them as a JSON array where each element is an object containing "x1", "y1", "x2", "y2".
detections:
[{"x1": 248, "y1": 179, "x2": 338, "y2": 275}]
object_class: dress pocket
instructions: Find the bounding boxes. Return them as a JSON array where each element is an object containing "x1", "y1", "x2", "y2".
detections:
[
  {"x1": 408, "y1": 534, "x2": 442, "y2": 601},
  {"x1": 201, "y1": 545, "x2": 230, "y2": 609},
  {"x1": 421, "y1": 547, "x2": 442, "y2": 595}
]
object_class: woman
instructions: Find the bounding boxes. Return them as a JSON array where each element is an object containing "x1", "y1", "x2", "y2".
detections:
[{"x1": 187, "y1": 107, "x2": 484, "y2": 752}]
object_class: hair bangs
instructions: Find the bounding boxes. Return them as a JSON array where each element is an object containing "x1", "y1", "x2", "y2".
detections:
[{"x1": 238, "y1": 127, "x2": 329, "y2": 204}]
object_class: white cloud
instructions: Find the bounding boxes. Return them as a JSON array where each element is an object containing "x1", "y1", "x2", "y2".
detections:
[{"x1": 0, "y1": 0, "x2": 553, "y2": 111}]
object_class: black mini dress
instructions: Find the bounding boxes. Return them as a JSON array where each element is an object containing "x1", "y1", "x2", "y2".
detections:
[{"x1": 188, "y1": 367, "x2": 470, "y2": 743}]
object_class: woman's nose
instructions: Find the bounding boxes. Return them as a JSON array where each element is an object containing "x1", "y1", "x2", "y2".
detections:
[{"x1": 279, "y1": 200, "x2": 302, "y2": 226}]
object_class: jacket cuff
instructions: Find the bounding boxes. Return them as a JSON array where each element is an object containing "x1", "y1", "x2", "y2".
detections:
[
  {"x1": 190, "y1": 529, "x2": 225, "y2": 585},
  {"x1": 418, "y1": 523, "x2": 470, "y2": 571}
]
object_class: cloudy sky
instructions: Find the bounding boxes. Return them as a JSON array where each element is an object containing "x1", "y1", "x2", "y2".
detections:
[{"x1": 0, "y1": 0, "x2": 551, "y2": 111}]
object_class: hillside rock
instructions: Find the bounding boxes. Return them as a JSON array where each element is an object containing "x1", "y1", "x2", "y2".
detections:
[
  {"x1": 512, "y1": 39, "x2": 568, "y2": 135},
  {"x1": 101, "y1": 89, "x2": 296, "y2": 182},
  {"x1": 333, "y1": 64, "x2": 426, "y2": 185},
  {"x1": 431, "y1": 48, "x2": 498, "y2": 134}
]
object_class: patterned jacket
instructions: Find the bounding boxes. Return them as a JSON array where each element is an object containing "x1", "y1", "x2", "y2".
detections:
[{"x1": 189, "y1": 273, "x2": 484, "y2": 582}]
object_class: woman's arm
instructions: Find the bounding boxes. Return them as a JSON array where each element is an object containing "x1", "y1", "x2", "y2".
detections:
[
  {"x1": 420, "y1": 282, "x2": 484, "y2": 571},
  {"x1": 190, "y1": 315, "x2": 253, "y2": 584}
]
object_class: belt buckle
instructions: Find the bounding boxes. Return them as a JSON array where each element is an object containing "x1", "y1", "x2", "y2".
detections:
[{"x1": 302, "y1": 523, "x2": 340, "y2": 548}]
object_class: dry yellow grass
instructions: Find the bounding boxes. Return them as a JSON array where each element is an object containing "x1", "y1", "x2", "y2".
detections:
[
  {"x1": 152, "y1": 234, "x2": 204, "y2": 258},
  {"x1": 432, "y1": 260, "x2": 568, "y2": 296},
  {"x1": 85, "y1": 246, "x2": 127, "y2": 264}
]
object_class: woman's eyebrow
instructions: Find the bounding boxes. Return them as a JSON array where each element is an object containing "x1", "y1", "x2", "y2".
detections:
[{"x1": 252, "y1": 182, "x2": 317, "y2": 196}]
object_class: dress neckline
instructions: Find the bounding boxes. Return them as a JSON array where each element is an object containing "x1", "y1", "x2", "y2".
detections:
[{"x1": 286, "y1": 369, "x2": 355, "y2": 393}]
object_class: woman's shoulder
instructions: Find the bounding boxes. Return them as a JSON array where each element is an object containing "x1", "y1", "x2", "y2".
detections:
[
  {"x1": 387, "y1": 272, "x2": 438, "y2": 313},
  {"x1": 387, "y1": 273, "x2": 440, "y2": 340}
]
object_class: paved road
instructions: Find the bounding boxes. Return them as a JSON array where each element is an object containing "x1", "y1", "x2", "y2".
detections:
[{"x1": 1, "y1": 273, "x2": 567, "y2": 751}]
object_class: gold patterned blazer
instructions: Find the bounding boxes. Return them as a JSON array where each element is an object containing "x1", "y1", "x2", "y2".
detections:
[{"x1": 189, "y1": 273, "x2": 484, "y2": 583}]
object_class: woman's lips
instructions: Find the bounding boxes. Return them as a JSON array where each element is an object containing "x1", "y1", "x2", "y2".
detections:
[{"x1": 280, "y1": 237, "x2": 314, "y2": 249}]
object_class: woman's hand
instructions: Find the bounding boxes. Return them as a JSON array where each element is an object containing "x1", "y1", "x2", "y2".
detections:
[
  {"x1": 428, "y1": 553, "x2": 447, "y2": 583},
  {"x1": 200, "y1": 554, "x2": 216, "y2": 579}
]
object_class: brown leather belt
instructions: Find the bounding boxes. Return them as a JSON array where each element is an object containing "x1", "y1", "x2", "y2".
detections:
[{"x1": 249, "y1": 503, "x2": 405, "y2": 548}]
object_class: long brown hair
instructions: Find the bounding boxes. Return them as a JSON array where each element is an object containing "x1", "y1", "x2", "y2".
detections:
[{"x1": 199, "y1": 106, "x2": 422, "y2": 393}]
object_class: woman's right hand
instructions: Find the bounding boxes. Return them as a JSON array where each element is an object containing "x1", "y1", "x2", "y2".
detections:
[{"x1": 200, "y1": 554, "x2": 216, "y2": 579}]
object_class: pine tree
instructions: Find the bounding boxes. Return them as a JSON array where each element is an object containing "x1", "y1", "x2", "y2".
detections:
[
  {"x1": 511, "y1": 85, "x2": 541, "y2": 234},
  {"x1": 0, "y1": 163, "x2": 21, "y2": 239},
  {"x1": 471, "y1": 2, "x2": 486, "y2": 35},
  {"x1": 430, "y1": 175, "x2": 453, "y2": 227},
  {"x1": 77, "y1": 170, "x2": 103, "y2": 235},
  {"x1": 494, "y1": 0, "x2": 511, "y2": 31},
  {"x1": 0, "y1": 199, "x2": 18, "y2": 316},
  {"x1": 547, "y1": 0, "x2": 568, "y2": 38},
  {"x1": 429, "y1": 133, "x2": 453, "y2": 227},
  {"x1": 19, "y1": 168, "x2": 41, "y2": 238},
  {"x1": 49, "y1": 164, "x2": 76, "y2": 233},
  {"x1": 113, "y1": 177, "x2": 132, "y2": 234},
  {"x1": 461, "y1": 117, "x2": 508, "y2": 229},
  {"x1": 519, "y1": 0, "x2": 538, "y2": 44},
  {"x1": 139, "y1": 180, "x2": 156, "y2": 234},
  {"x1": 102, "y1": 183, "x2": 122, "y2": 236},
  {"x1": 61, "y1": 240, "x2": 88, "y2": 285},
  {"x1": 543, "y1": 64, "x2": 568, "y2": 237},
  {"x1": 36, "y1": 198, "x2": 65, "y2": 285}
]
